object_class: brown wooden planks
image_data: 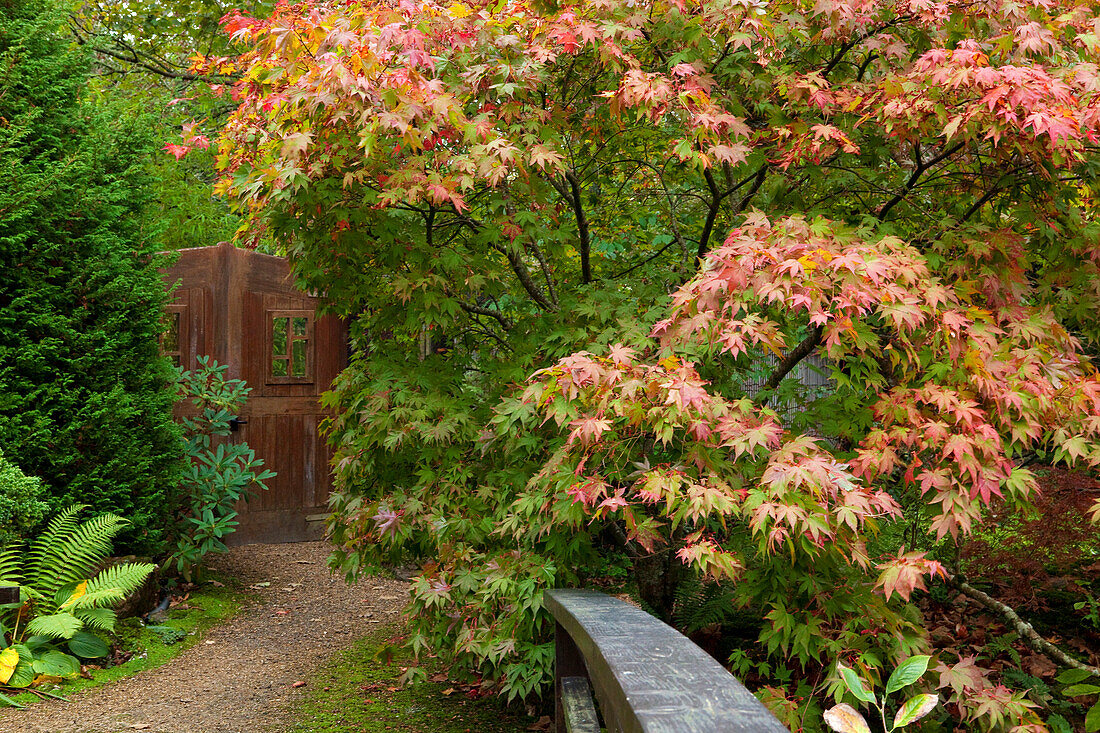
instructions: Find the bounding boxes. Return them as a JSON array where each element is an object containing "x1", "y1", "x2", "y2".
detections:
[{"x1": 161, "y1": 243, "x2": 348, "y2": 545}]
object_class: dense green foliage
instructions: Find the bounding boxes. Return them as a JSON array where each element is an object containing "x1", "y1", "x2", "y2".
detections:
[
  {"x1": 71, "y1": 0, "x2": 273, "y2": 250},
  {"x1": 0, "y1": 0, "x2": 183, "y2": 553},
  {"x1": 206, "y1": 0, "x2": 1100, "y2": 727},
  {"x1": 0, "y1": 453, "x2": 48, "y2": 548}
]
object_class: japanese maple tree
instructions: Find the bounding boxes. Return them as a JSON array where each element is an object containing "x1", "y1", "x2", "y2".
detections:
[{"x1": 204, "y1": 0, "x2": 1100, "y2": 725}]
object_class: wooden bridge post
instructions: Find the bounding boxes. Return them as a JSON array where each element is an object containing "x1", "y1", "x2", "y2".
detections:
[{"x1": 545, "y1": 588, "x2": 792, "y2": 732}]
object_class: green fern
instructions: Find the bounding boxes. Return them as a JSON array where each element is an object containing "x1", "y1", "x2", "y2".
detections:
[
  {"x1": 672, "y1": 574, "x2": 738, "y2": 635},
  {"x1": 24, "y1": 613, "x2": 82, "y2": 639},
  {"x1": 73, "y1": 607, "x2": 117, "y2": 632},
  {"x1": 22, "y1": 505, "x2": 86, "y2": 591},
  {"x1": 27, "y1": 511, "x2": 126, "y2": 603},
  {"x1": 0, "y1": 546, "x2": 22, "y2": 586},
  {"x1": 84, "y1": 562, "x2": 156, "y2": 601},
  {"x1": 3, "y1": 506, "x2": 154, "y2": 642}
]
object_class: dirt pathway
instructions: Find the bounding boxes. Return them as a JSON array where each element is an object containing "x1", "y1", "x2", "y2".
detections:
[{"x1": 0, "y1": 541, "x2": 409, "y2": 733}]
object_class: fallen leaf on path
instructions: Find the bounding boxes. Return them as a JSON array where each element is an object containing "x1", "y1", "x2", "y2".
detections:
[
  {"x1": 527, "y1": 715, "x2": 552, "y2": 731},
  {"x1": 430, "y1": 673, "x2": 448, "y2": 682},
  {"x1": 249, "y1": 582, "x2": 271, "y2": 589},
  {"x1": 292, "y1": 681, "x2": 307, "y2": 688},
  {"x1": 441, "y1": 687, "x2": 455, "y2": 696},
  {"x1": 126, "y1": 724, "x2": 152, "y2": 730},
  {"x1": 210, "y1": 580, "x2": 224, "y2": 588}
]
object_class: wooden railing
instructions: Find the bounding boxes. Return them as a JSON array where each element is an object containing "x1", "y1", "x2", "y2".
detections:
[{"x1": 545, "y1": 589, "x2": 792, "y2": 733}]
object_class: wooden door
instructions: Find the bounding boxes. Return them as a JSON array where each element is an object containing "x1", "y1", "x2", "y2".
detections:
[{"x1": 162, "y1": 243, "x2": 347, "y2": 545}]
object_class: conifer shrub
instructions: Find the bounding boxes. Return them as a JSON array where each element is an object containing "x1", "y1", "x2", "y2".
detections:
[
  {"x1": 0, "y1": 0, "x2": 183, "y2": 553},
  {"x1": 0, "y1": 452, "x2": 48, "y2": 547}
]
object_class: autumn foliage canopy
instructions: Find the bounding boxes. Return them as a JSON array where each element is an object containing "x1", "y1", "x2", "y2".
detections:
[{"x1": 202, "y1": 0, "x2": 1100, "y2": 725}]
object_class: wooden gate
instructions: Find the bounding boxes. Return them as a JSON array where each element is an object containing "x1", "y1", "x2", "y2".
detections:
[{"x1": 162, "y1": 243, "x2": 347, "y2": 544}]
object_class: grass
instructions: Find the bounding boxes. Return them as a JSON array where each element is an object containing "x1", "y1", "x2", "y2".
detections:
[
  {"x1": 288, "y1": 625, "x2": 538, "y2": 733},
  {"x1": 4, "y1": 577, "x2": 246, "y2": 707}
]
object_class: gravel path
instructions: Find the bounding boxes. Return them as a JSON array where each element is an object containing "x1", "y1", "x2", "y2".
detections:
[{"x1": 0, "y1": 541, "x2": 409, "y2": 733}]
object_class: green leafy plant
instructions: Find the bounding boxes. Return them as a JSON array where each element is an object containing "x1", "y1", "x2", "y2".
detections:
[
  {"x1": 826, "y1": 656, "x2": 938, "y2": 733},
  {"x1": 1056, "y1": 668, "x2": 1100, "y2": 732},
  {"x1": 169, "y1": 356, "x2": 274, "y2": 581},
  {"x1": 200, "y1": 0, "x2": 1100, "y2": 716},
  {"x1": 0, "y1": 505, "x2": 155, "y2": 707},
  {"x1": 1076, "y1": 594, "x2": 1100, "y2": 632},
  {"x1": 0, "y1": 451, "x2": 49, "y2": 547}
]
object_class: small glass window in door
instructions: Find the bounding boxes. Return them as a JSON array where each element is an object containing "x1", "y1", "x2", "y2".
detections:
[
  {"x1": 161, "y1": 310, "x2": 183, "y2": 367},
  {"x1": 269, "y1": 311, "x2": 314, "y2": 383}
]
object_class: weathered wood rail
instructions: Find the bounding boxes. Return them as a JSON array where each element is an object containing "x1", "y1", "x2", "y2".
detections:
[{"x1": 545, "y1": 589, "x2": 791, "y2": 733}]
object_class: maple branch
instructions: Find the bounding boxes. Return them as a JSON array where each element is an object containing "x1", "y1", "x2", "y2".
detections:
[
  {"x1": 492, "y1": 241, "x2": 558, "y2": 312},
  {"x1": 610, "y1": 237, "x2": 679, "y2": 280},
  {"x1": 456, "y1": 214, "x2": 558, "y2": 312},
  {"x1": 959, "y1": 184, "x2": 1004, "y2": 224},
  {"x1": 755, "y1": 326, "x2": 824, "y2": 406},
  {"x1": 527, "y1": 239, "x2": 560, "y2": 308},
  {"x1": 564, "y1": 171, "x2": 594, "y2": 284},
  {"x1": 877, "y1": 141, "x2": 965, "y2": 220},
  {"x1": 424, "y1": 207, "x2": 436, "y2": 248},
  {"x1": 857, "y1": 52, "x2": 877, "y2": 81},
  {"x1": 456, "y1": 299, "x2": 513, "y2": 331},
  {"x1": 459, "y1": 322, "x2": 512, "y2": 350},
  {"x1": 951, "y1": 576, "x2": 1100, "y2": 678},
  {"x1": 733, "y1": 165, "x2": 768, "y2": 216},
  {"x1": 822, "y1": 15, "x2": 910, "y2": 79},
  {"x1": 697, "y1": 168, "x2": 723, "y2": 261},
  {"x1": 696, "y1": 165, "x2": 767, "y2": 261},
  {"x1": 69, "y1": 23, "x2": 238, "y2": 84}
]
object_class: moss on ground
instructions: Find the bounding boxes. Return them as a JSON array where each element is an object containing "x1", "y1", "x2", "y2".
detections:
[
  {"x1": 288, "y1": 625, "x2": 538, "y2": 733},
  {"x1": 5, "y1": 577, "x2": 245, "y2": 707}
]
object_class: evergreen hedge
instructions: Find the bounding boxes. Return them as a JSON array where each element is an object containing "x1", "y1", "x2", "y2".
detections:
[{"x1": 0, "y1": 0, "x2": 183, "y2": 553}]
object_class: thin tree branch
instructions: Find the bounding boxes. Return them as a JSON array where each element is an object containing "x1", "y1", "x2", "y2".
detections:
[
  {"x1": 959, "y1": 184, "x2": 1003, "y2": 224},
  {"x1": 610, "y1": 237, "x2": 680, "y2": 280},
  {"x1": 455, "y1": 300, "x2": 513, "y2": 331},
  {"x1": 492, "y1": 242, "x2": 558, "y2": 312},
  {"x1": 565, "y1": 170, "x2": 594, "y2": 284},
  {"x1": 455, "y1": 214, "x2": 558, "y2": 312},
  {"x1": 952, "y1": 575, "x2": 1100, "y2": 677},
  {"x1": 697, "y1": 168, "x2": 723, "y2": 261},
  {"x1": 527, "y1": 239, "x2": 559, "y2": 307},
  {"x1": 877, "y1": 141, "x2": 965, "y2": 220},
  {"x1": 754, "y1": 326, "x2": 824, "y2": 406},
  {"x1": 822, "y1": 15, "x2": 910, "y2": 79},
  {"x1": 734, "y1": 164, "x2": 768, "y2": 216}
]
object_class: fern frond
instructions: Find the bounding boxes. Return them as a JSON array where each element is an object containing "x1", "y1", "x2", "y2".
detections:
[
  {"x1": 25, "y1": 612, "x2": 82, "y2": 640},
  {"x1": 27, "y1": 513, "x2": 127, "y2": 601},
  {"x1": 73, "y1": 607, "x2": 117, "y2": 633},
  {"x1": 672, "y1": 575, "x2": 737, "y2": 635},
  {"x1": 24, "y1": 505, "x2": 86, "y2": 581},
  {"x1": 61, "y1": 588, "x2": 128, "y2": 611},
  {"x1": 85, "y1": 563, "x2": 155, "y2": 601},
  {"x1": 0, "y1": 545, "x2": 23, "y2": 585}
]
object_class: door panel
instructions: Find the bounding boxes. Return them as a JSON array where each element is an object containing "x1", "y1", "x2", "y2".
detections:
[{"x1": 162, "y1": 244, "x2": 346, "y2": 545}]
